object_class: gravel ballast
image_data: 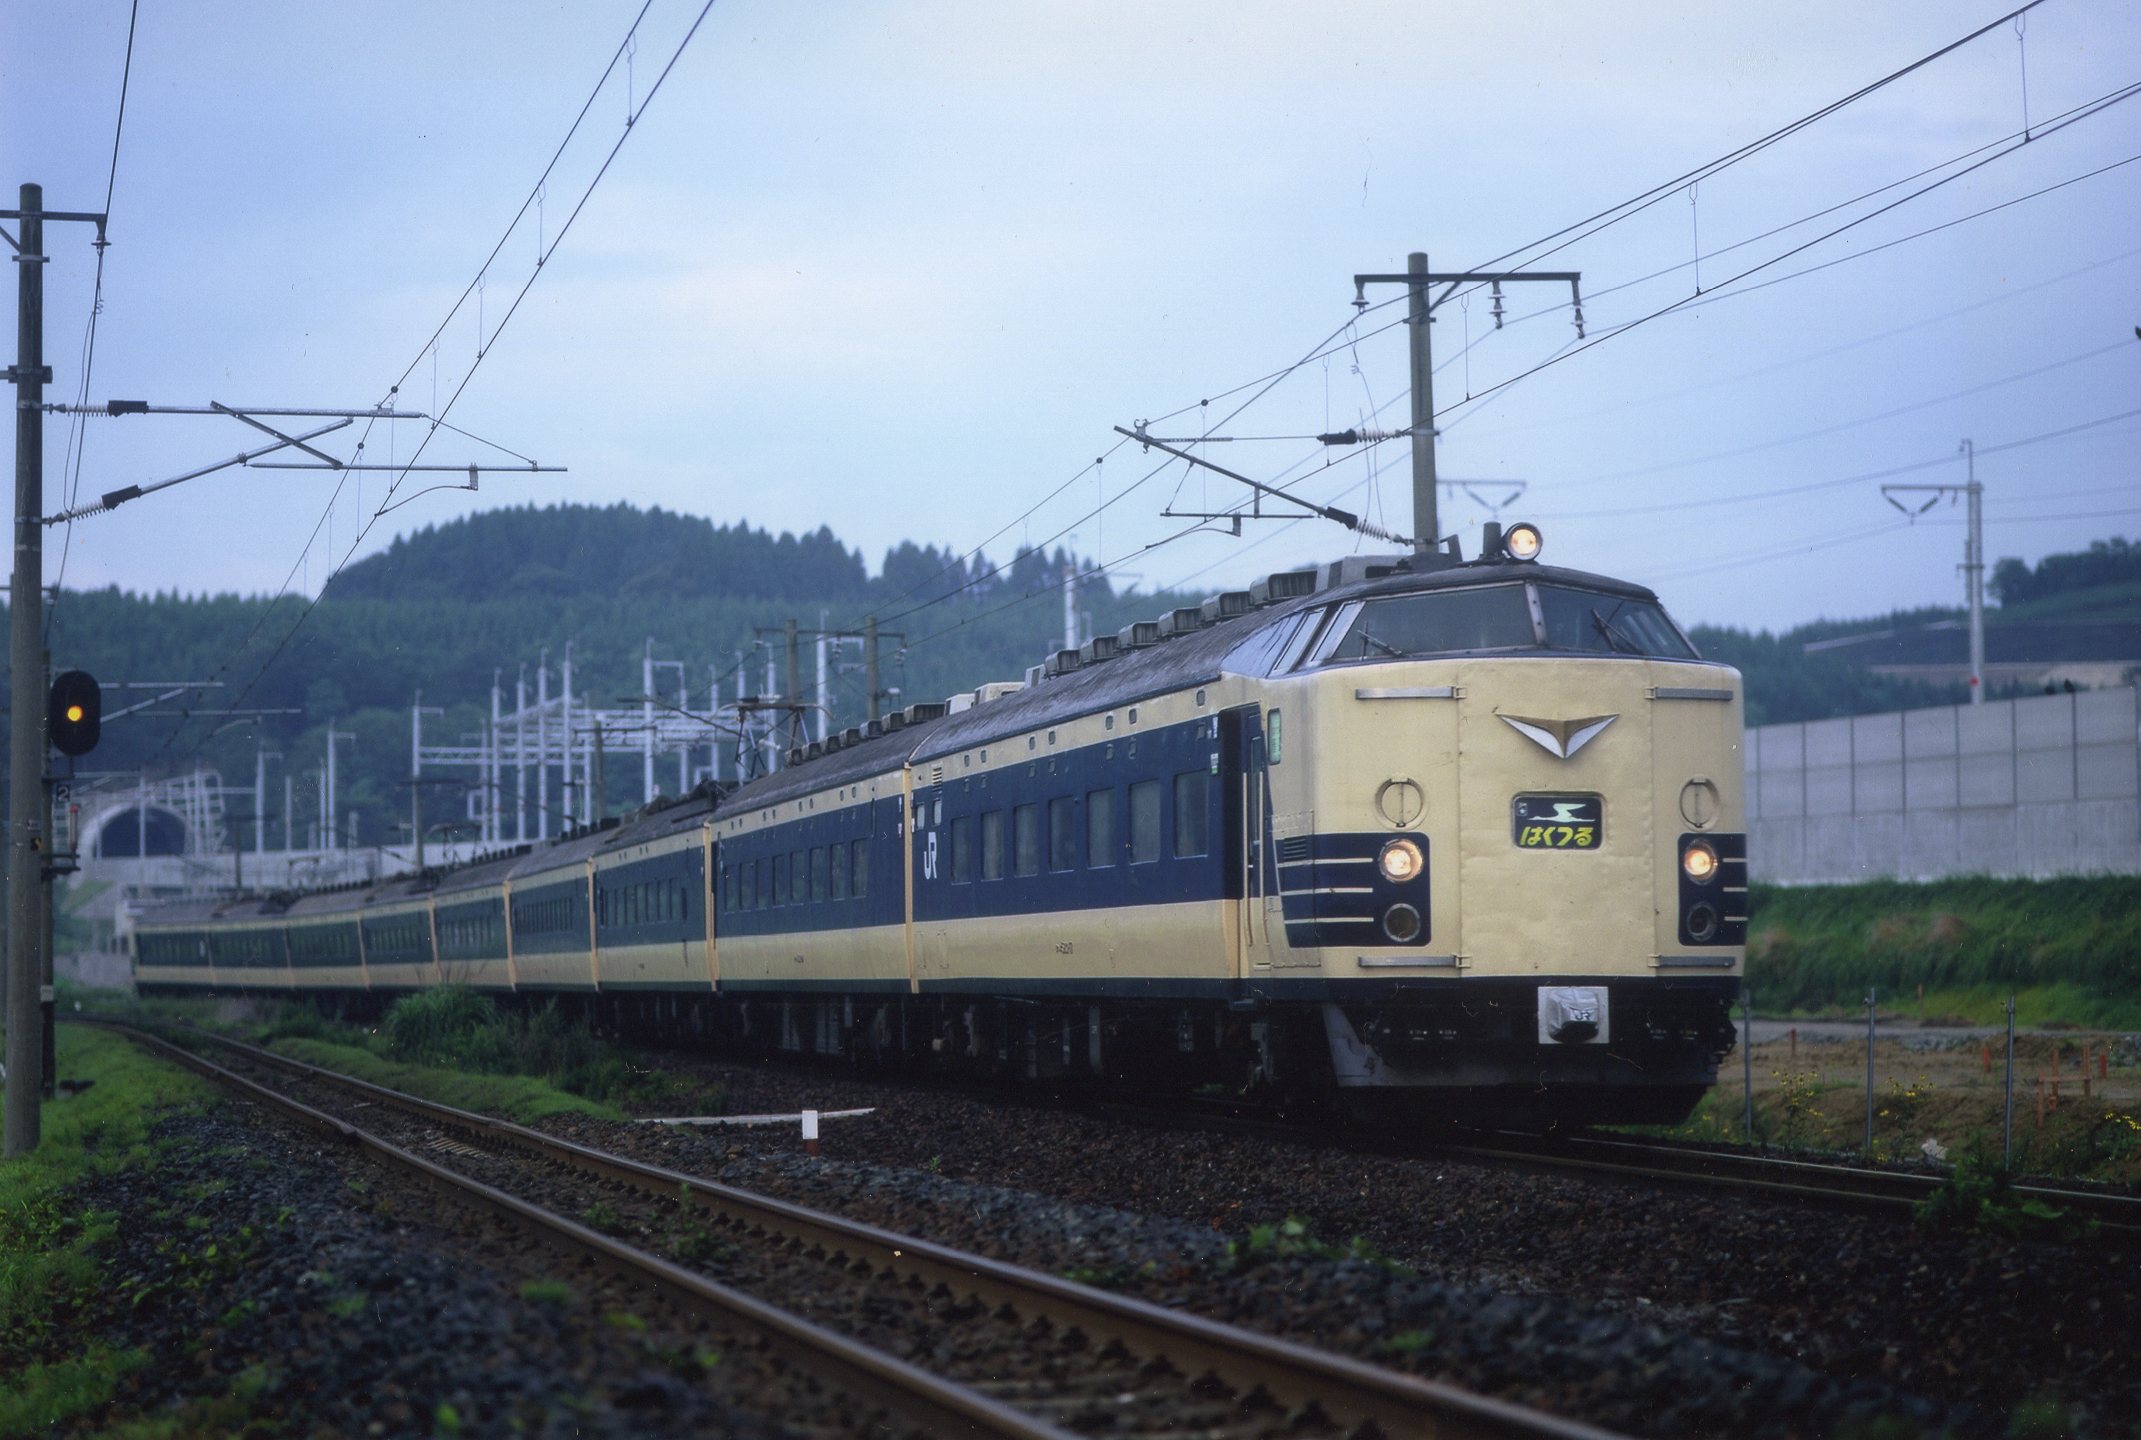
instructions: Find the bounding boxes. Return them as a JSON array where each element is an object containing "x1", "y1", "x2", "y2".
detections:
[{"x1": 561, "y1": 1052, "x2": 2141, "y2": 1438}]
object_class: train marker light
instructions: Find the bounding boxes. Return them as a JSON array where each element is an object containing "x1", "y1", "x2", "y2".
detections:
[
  {"x1": 1378, "y1": 837, "x2": 1423, "y2": 883},
  {"x1": 1381, "y1": 903, "x2": 1423, "y2": 943},
  {"x1": 1504, "y1": 522, "x2": 1543, "y2": 562},
  {"x1": 48, "y1": 670, "x2": 102, "y2": 757},
  {"x1": 1681, "y1": 839, "x2": 1719, "y2": 883}
]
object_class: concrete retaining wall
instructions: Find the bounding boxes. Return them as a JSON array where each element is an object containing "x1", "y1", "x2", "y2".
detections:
[{"x1": 1747, "y1": 686, "x2": 2141, "y2": 882}]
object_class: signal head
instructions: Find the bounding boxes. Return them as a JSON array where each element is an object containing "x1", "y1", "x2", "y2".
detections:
[{"x1": 48, "y1": 671, "x2": 101, "y2": 757}]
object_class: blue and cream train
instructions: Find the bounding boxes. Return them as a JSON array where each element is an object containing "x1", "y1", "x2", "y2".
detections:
[{"x1": 136, "y1": 525, "x2": 1747, "y2": 1125}]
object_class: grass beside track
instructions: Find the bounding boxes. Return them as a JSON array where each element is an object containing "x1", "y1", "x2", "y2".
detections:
[
  {"x1": 0, "y1": 1026, "x2": 214, "y2": 1436},
  {"x1": 267, "y1": 1038, "x2": 626, "y2": 1125},
  {"x1": 1747, "y1": 876, "x2": 2141, "y2": 1025}
]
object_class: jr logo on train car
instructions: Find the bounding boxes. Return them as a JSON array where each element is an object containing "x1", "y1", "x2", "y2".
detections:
[{"x1": 1511, "y1": 794, "x2": 1602, "y2": 850}]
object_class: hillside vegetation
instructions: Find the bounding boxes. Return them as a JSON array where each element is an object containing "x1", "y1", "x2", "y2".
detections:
[
  {"x1": 20, "y1": 505, "x2": 1205, "y2": 849},
  {"x1": 1747, "y1": 877, "x2": 2141, "y2": 1026},
  {"x1": 11, "y1": 509, "x2": 2133, "y2": 854}
]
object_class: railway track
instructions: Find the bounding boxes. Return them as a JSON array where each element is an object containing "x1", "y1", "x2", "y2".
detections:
[
  {"x1": 1437, "y1": 1130, "x2": 2141, "y2": 1240},
  {"x1": 103, "y1": 1021, "x2": 1625, "y2": 1440},
  {"x1": 1102, "y1": 1098, "x2": 2141, "y2": 1243}
]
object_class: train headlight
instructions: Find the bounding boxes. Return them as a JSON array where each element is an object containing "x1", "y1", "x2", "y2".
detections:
[
  {"x1": 1378, "y1": 837, "x2": 1424, "y2": 883},
  {"x1": 1504, "y1": 522, "x2": 1543, "y2": 562},
  {"x1": 1381, "y1": 903, "x2": 1423, "y2": 943},
  {"x1": 1681, "y1": 839, "x2": 1719, "y2": 883}
]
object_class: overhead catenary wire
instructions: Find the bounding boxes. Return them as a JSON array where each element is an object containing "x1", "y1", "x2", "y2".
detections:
[
  {"x1": 1531, "y1": 403, "x2": 2141, "y2": 522},
  {"x1": 153, "y1": 0, "x2": 717, "y2": 767},
  {"x1": 48, "y1": 0, "x2": 140, "y2": 623},
  {"x1": 1430, "y1": 84, "x2": 2141, "y2": 431}
]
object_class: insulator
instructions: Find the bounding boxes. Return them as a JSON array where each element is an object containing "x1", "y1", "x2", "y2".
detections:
[{"x1": 1491, "y1": 280, "x2": 1505, "y2": 331}]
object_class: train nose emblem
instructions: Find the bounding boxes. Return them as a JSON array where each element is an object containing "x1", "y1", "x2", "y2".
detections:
[{"x1": 1498, "y1": 712, "x2": 1617, "y2": 760}]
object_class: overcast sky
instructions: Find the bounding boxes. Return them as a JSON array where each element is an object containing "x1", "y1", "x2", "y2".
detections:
[{"x1": 5, "y1": 1, "x2": 2137, "y2": 642}]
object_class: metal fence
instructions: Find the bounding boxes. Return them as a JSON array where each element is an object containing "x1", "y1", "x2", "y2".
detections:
[{"x1": 1746, "y1": 685, "x2": 2141, "y2": 883}]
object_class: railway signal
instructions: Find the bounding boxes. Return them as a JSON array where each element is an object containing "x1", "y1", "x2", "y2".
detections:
[{"x1": 48, "y1": 669, "x2": 102, "y2": 756}]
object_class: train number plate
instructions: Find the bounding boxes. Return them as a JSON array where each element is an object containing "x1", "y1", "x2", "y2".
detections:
[{"x1": 1512, "y1": 794, "x2": 1602, "y2": 850}]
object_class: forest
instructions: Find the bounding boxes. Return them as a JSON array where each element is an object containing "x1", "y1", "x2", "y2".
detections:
[{"x1": 6, "y1": 503, "x2": 2132, "y2": 853}]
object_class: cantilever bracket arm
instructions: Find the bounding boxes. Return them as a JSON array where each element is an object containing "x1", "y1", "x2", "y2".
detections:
[
  {"x1": 44, "y1": 418, "x2": 353, "y2": 525},
  {"x1": 211, "y1": 401, "x2": 346, "y2": 469},
  {"x1": 1115, "y1": 425, "x2": 1412, "y2": 546}
]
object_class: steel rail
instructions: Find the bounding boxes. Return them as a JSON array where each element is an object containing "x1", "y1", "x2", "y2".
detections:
[
  {"x1": 1463, "y1": 1130, "x2": 2141, "y2": 1239},
  {"x1": 140, "y1": 1022, "x2": 1628, "y2": 1440},
  {"x1": 105, "y1": 1024, "x2": 1079, "y2": 1440},
  {"x1": 1101, "y1": 1099, "x2": 2141, "y2": 1242}
]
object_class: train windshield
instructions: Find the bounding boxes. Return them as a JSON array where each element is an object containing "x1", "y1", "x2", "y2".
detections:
[
  {"x1": 1536, "y1": 585, "x2": 1696, "y2": 658},
  {"x1": 1317, "y1": 585, "x2": 1534, "y2": 661},
  {"x1": 1305, "y1": 582, "x2": 1696, "y2": 664}
]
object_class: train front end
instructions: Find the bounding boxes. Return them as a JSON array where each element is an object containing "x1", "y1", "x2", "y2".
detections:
[{"x1": 1262, "y1": 526, "x2": 1744, "y2": 1127}]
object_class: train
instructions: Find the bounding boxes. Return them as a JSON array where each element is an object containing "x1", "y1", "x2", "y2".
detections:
[{"x1": 135, "y1": 522, "x2": 1747, "y2": 1127}]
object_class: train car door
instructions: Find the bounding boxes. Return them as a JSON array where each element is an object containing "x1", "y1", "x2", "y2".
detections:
[{"x1": 1221, "y1": 706, "x2": 1273, "y2": 975}]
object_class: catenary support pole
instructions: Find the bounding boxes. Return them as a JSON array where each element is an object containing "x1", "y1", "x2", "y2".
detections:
[
  {"x1": 1406, "y1": 251, "x2": 1437, "y2": 553},
  {"x1": 784, "y1": 619, "x2": 801, "y2": 753},
  {"x1": 6, "y1": 183, "x2": 48, "y2": 1156},
  {"x1": 815, "y1": 623, "x2": 829, "y2": 743},
  {"x1": 1963, "y1": 439, "x2": 1984, "y2": 705},
  {"x1": 865, "y1": 616, "x2": 881, "y2": 721}
]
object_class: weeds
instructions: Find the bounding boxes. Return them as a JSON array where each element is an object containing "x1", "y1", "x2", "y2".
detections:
[
  {"x1": 1913, "y1": 1154, "x2": 2094, "y2": 1243},
  {"x1": 1225, "y1": 1216, "x2": 1409, "y2": 1275},
  {"x1": 1771, "y1": 1068, "x2": 1825, "y2": 1150},
  {"x1": 362, "y1": 988, "x2": 725, "y2": 1113}
]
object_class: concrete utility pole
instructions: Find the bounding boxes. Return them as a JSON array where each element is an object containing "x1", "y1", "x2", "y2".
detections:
[
  {"x1": 784, "y1": 619, "x2": 802, "y2": 751},
  {"x1": 1350, "y1": 253, "x2": 1583, "y2": 553},
  {"x1": 6, "y1": 183, "x2": 55, "y2": 1156},
  {"x1": 865, "y1": 617, "x2": 881, "y2": 722},
  {"x1": 1881, "y1": 440, "x2": 1986, "y2": 704},
  {"x1": 815, "y1": 621, "x2": 831, "y2": 744},
  {"x1": 324, "y1": 725, "x2": 353, "y2": 849}
]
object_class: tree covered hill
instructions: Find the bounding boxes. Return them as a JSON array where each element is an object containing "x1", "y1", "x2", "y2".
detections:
[
  {"x1": 1689, "y1": 535, "x2": 2139, "y2": 726},
  {"x1": 24, "y1": 505, "x2": 1202, "y2": 849},
  {"x1": 14, "y1": 509, "x2": 2133, "y2": 851},
  {"x1": 326, "y1": 504, "x2": 870, "y2": 603}
]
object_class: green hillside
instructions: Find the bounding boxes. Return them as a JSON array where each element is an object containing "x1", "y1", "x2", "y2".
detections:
[
  {"x1": 12, "y1": 515, "x2": 2133, "y2": 853},
  {"x1": 20, "y1": 506, "x2": 1205, "y2": 851},
  {"x1": 1690, "y1": 536, "x2": 2139, "y2": 726}
]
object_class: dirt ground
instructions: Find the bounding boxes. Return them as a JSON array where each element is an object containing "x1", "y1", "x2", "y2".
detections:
[{"x1": 1688, "y1": 1018, "x2": 2141, "y2": 1180}]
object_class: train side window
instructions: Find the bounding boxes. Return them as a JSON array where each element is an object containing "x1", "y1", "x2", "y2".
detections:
[
  {"x1": 1268, "y1": 709, "x2": 1283, "y2": 765},
  {"x1": 981, "y1": 810, "x2": 1005, "y2": 881},
  {"x1": 829, "y1": 841, "x2": 848, "y2": 900},
  {"x1": 852, "y1": 840, "x2": 870, "y2": 897},
  {"x1": 1049, "y1": 796, "x2": 1077, "y2": 871},
  {"x1": 1086, "y1": 788, "x2": 1116, "y2": 868},
  {"x1": 1129, "y1": 780, "x2": 1161, "y2": 864},
  {"x1": 951, "y1": 815, "x2": 975, "y2": 883},
  {"x1": 1174, "y1": 771, "x2": 1210, "y2": 857},
  {"x1": 790, "y1": 851, "x2": 807, "y2": 903},
  {"x1": 772, "y1": 854, "x2": 787, "y2": 906},
  {"x1": 811, "y1": 846, "x2": 829, "y2": 902},
  {"x1": 1013, "y1": 803, "x2": 1041, "y2": 877}
]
